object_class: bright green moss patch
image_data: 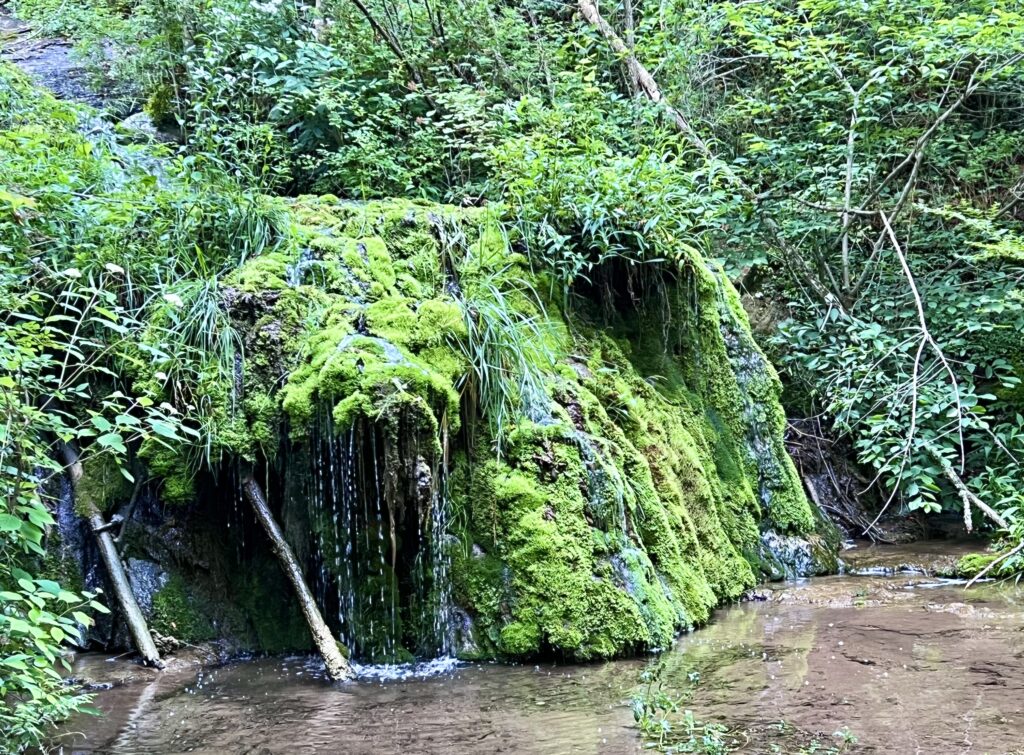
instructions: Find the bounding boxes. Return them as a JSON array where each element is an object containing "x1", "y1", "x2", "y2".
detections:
[
  {"x1": 138, "y1": 441, "x2": 196, "y2": 505},
  {"x1": 955, "y1": 550, "x2": 1011, "y2": 578},
  {"x1": 74, "y1": 453, "x2": 132, "y2": 515}
]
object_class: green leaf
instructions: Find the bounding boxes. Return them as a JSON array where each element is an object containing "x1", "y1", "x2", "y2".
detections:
[
  {"x1": 36, "y1": 579, "x2": 61, "y2": 596},
  {"x1": 147, "y1": 419, "x2": 180, "y2": 440},
  {"x1": 97, "y1": 432, "x2": 128, "y2": 454}
]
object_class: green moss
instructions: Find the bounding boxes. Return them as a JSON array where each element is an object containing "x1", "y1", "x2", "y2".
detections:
[
  {"x1": 132, "y1": 196, "x2": 835, "y2": 661},
  {"x1": 233, "y1": 561, "x2": 313, "y2": 653},
  {"x1": 956, "y1": 551, "x2": 1001, "y2": 577},
  {"x1": 151, "y1": 575, "x2": 216, "y2": 643},
  {"x1": 139, "y1": 441, "x2": 195, "y2": 505},
  {"x1": 227, "y1": 252, "x2": 293, "y2": 292},
  {"x1": 74, "y1": 453, "x2": 132, "y2": 515}
]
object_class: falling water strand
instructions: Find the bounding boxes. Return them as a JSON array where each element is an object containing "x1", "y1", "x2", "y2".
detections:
[
  {"x1": 431, "y1": 476, "x2": 455, "y2": 658},
  {"x1": 299, "y1": 413, "x2": 457, "y2": 671}
]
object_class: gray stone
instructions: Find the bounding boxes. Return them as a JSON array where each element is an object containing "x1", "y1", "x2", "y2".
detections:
[{"x1": 126, "y1": 558, "x2": 170, "y2": 616}]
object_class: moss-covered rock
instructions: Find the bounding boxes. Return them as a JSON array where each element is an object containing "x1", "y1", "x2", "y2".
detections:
[
  {"x1": 151, "y1": 574, "x2": 216, "y2": 644},
  {"x1": 74, "y1": 452, "x2": 133, "y2": 515},
  {"x1": 185, "y1": 198, "x2": 836, "y2": 661}
]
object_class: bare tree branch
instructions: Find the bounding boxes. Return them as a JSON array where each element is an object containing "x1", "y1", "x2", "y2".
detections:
[{"x1": 576, "y1": 0, "x2": 842, "y2": 307}]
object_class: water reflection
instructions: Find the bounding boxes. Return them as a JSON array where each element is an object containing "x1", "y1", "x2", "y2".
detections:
[{"x1": 58, "y1": 570, "x2": 1024, "y2": 754}]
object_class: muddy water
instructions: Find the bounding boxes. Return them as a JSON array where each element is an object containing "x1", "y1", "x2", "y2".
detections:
[
  {"x1": 57, "y1": 544, "x2": 1024, "y2": 754},
  {"x1": 55, "y1": 656, "x2": 645, "y2": 754},
  {"x1": 656, "y1": 575, "x2": 1024, "y2": 753}
]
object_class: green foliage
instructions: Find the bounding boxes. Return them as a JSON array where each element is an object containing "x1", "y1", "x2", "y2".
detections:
[
  {"x1": 625, "y1": 0, "x2": 1024, "y2": 536},
  {"x1": 453, "y1": 266, "x2": 556, "y2": 452},
  {"x1": 0, "y1": 573, "x2": 106, "y2": 751},
  {"x1": 632, "y1": 666, "x2": 732, "y2": 754},
  {"x1": 631, "y1": 665, "x2": 860, "y2": 754},
  {"x1": 0, "y1": 63, "x2": 278, "y2": 748}
]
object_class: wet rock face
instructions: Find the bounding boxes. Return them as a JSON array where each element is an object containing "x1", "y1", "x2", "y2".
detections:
[
  {"x1": 126, "y1": 559, "x2": 169, "y2": 615},
  {"x1": 760, "y1": 529, "x2": 837, "y2": 579},
  {"x1": 84, "y1": 200, "x2": 840, "y2": 662},
  {"x1": 117, "y1": 112, "x2": 179, "y2": 145},
  {"x1": 0, "y1": 12, "x2": 124, "y2": 110}
]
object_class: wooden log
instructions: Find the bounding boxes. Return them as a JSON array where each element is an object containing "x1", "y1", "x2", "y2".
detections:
[
  {"x1": 60, "y1": 445, "x2": 164, "y2": 669},
  {"x1": 241, "y1": 474, "x2": 353, "y2": 681}
]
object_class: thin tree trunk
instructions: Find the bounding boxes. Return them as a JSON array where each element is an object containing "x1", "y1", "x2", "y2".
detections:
[
  {"x1": 577, "y1": 0, "x2": 712, "y2": 155},
  {"x1": 241, "y1": 474, "x2": 353, "y2": 682},
  {"x1": 347, "y1": 0, "x2": 437, "y2": 108},
  {"x1": 60, "y1": 445, "x2": 163, "y2": 668}
]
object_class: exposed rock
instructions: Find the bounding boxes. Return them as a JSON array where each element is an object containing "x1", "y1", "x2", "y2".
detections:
[{"x1": 126, "y1": 558, "x2": 170, "y2": 616}]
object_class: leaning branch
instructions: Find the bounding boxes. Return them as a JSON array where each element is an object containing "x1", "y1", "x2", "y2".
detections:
[
  {"x1": 61, "y1": 445, "x2": 163, "y2": 668},
  {"x1": 577, "y1": 0, "x2": 714, "y2": 160},
  {"x1": 965, "y1": 539, "x2": 1024, "y2": 589},
  {"x1": 576, "y1": 0, "x2": 840, "y2": 307},
  {"x1": 347, "y1": 0, "x2": 436, "y2": 108},
  {"x1": 929, "y1": 447, "x2": 1009, "y2": 532},
  {"x1": 241, "y1": 474, "x2": 353, "y2": 682}
]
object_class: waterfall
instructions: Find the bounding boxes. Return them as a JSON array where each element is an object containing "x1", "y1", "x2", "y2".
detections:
[
  {"x1": 712, "y1": 275, "x2": 787, "y2": 510},
  {"x1": 711, "y1": 273, "x2": 834, "y2": 578},
  {"x1": 304, "y1": 412, "x2": 454, "y2": 665}
]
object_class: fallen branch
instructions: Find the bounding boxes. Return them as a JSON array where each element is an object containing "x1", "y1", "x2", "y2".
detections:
[
  {"x1": 60, "y1": 445, "x2": 163, "y2": 669},
  {"x1": 241, "y1": 474, "x2": 353, "y2": 682},
  {"x1": 862, "y1": 214, "x2": 976, "y2": 537},
  {"x1": 929, "y1": 447, "x2": 1009, "y2": 532},
  {"x1": 577, "y1": 0, "x2": 714, "y2": 163},
  {"x1": 965, "y1": 539, "x2": 1024, "y2": 589},
  {"x1": 347, "y1": 0, "x2": 436, "y2": 108}
]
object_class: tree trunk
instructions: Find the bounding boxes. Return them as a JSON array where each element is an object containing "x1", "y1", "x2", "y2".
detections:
[
  {"x1": 577, "y1": 0, "x2": 713, "y2": 157},
  {"x1": 60, "y1": 446, "x2": 163, "y2": 668},
  {"x1": 241, "y1": 474, "x2": 353, "y2": 682}
]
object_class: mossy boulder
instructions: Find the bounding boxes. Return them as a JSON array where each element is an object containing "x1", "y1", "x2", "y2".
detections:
[{"x1": 187, "y1": 198, "x2": 835, "y2": 661}]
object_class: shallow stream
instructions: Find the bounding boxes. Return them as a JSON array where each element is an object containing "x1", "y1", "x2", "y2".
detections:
[{"x1": 55, "y1": 542, "x2": 1023, "y2": 754}]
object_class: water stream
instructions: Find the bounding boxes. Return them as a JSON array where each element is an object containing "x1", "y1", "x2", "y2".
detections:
[{"x1": 55, "y1": 542, "x2": 1023, "y2": 754}]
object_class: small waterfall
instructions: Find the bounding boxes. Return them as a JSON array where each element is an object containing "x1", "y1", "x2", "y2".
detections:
[
  {"x1": 426, "y1": 477, "x2": 455, "y2": 658},
  {"x1": 571, "y1": 430, "x2": 628, "y2": 537},
  {"x1": 711, "y1": 273, "x2": 833, "y2": 577},
  {"x1": 304, "y1": 412, "x2": 455, "y2": 667},
  {"x1": 286, "y1": 249, "x2": 316, "y2": 287}
]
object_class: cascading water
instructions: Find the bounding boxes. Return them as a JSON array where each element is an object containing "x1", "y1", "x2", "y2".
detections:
[
  {"x1": 303, "y1": 412, "x2": 455, "y2": 671},
  {"x1": 710, "y1": 274, "x2": 792, "y2": 508}
]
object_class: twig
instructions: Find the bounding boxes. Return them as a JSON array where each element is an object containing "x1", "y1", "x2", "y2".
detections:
[
  {"x1": 965, "y1": 539, "x2": 1024, "y2": 589},
  {"x1": 930, "y1": 446, "x2": 1009, "y2": 531}
]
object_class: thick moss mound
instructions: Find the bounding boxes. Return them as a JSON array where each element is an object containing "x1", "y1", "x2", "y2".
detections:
[{"x1": 215, "y1": 198, "x2": 834, "y2": 661}]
